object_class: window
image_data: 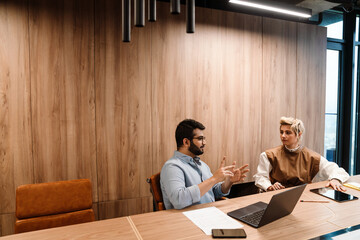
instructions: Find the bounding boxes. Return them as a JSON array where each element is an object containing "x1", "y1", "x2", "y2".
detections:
[
  {"x1": 351, "y1": 15, "x2": 360, "y2": 174},
  {"x1": 321, "y1": 10, "x2": 344, "y2": 163},
  {"x1": 321, "y1": 10, "x2": 360, "y2": 175},
  {"x1": 356, "y1": 16, "x2": 359, "y2": 41},
  {"x1": 320, "y1": 11, "x2": 343, "y2": 39},
  {"x1": 350, "y1": 45, "x2": 358, "y2": 173},
  {"x1": 324, "y1": 50, "x2": 340, "y2": 162}
]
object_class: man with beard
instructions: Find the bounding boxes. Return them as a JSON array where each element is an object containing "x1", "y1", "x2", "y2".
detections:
[{"x1": 160, "y1": 119, "x2": 250, "y2": 209}]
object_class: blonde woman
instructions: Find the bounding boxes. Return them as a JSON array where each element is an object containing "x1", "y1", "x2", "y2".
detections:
[{"x1": 254, "y1": 117, "x2": 349, "y2": 192}]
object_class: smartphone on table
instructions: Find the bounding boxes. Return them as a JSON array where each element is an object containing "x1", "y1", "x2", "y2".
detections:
[{"x1": 212, "y1": 228, "x2": 247, "y2": 238}]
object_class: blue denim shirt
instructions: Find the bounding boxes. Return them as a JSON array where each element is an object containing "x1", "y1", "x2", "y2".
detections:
[{"x1": 160, "y1": 151, "x2": 228, "y2": 209}]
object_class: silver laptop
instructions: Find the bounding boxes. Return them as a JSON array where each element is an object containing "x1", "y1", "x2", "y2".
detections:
[{"x1": 227, "y1": 184, "x2": 306, "y2": 228}]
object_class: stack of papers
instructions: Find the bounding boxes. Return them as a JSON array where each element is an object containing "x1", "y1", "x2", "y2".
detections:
[{"x1": 183, "y1": 206, "x2": 243, "y2": 235}]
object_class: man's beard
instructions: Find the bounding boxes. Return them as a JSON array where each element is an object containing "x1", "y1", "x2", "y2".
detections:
[{"x1": 189, "y1": 140, "x2": 204, "y2": 156}]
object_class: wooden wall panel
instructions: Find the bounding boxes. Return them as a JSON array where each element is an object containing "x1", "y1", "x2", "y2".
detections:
[
  {"x1": 296, "y1": 23, "x2": 327, "y2": 154},
  {"x1": 183, "y1": 8, "x2": 224, "y2": 172},
  {"x1": 0, "y1": 214, "x2": 15, "y2": 236},
  {"x1": 151, "y1": 4, "x2": 262, "y2": 179},
  {"x1": 95, "y1": 0, "x2": 152, "y2": 201},
  {"x1": 29, "y1": 0, "x2": 97, "y2": 198},
  {"x1": 150, "y1": 4, "x2": 188, "y2": 174},
  {"x1": 0, "y1": 0, "x2": 327, "y2": 236},
  {"x1": 261, "y1": 18, "x2": 298, "y2": 152},
  {"x1": 214, "y1": 11, "x2": 262, "y2": 178},
  {"x1": 182, "y1": 9, "x2": 263, "y2": 179},
  {"x1": 97, "y1": 197, "x2": 152, "y2": 220},
  {"x1": 0, "y1": 0, "x2": 33, "y2": 214},
  {"x1": 92, "y1": 203, "x2": 99, "y2": 221}
]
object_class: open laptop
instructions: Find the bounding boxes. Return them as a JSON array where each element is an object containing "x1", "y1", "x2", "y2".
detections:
[{"x1": 227, "y1": 184, "x2": 306, "y2": 228}]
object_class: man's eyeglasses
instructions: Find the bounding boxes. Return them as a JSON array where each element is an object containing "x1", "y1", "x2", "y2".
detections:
[{"x1": 192, "y1": 136, "x2": 206, "y2": 142}]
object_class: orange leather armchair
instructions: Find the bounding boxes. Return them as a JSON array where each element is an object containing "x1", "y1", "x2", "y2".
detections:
[
  {"x1": 15, "y1": 179, "x2": 95, "y2": 234},
  {"x1": 147, "y1": 172, "x2": 165, "y2": 211}
]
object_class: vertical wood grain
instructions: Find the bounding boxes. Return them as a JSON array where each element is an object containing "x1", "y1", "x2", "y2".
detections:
[
  {"x1": 261, "y1": 18, "x2": 298, "y2": 153},
  {"x1": 296, "y1": 23, "x2": 327, "y2": 154},
  {"x1": 150, "y1": 3, "x2": 187, "y2": 174},
  {"x1": 29, "y1": 0, "x2": 97, "y2": 199},
  {"x1": 0, "y1": 0, "x2": 33, "y2": 215},
  {"x1": 92, "y1": 203, "x2": 99, "y2": 220},
  {"x1": 182, "y1": 8, "x2": 263, "y2": 179},
  {"x1": 95, "y1": 0, "x2": 152, "y2": 202},
  {"x1": 0, "y1": 214, "x2": 15, "y2": 236},
  {"x1": 97, "y1": 197, "x2": 152, "y2": 220},
  {"x1": 218, "y1": 11, "x2": 262, "y2": 178},
  {"x1": 0, "y1": 0, "x2": 328, "y2": 235},
  {"x1": 183, "y1": 7, "x2": 224, "y2": 172},
  {"x1": 151, "y1": 4, "x2": 263, "y2": 179}
]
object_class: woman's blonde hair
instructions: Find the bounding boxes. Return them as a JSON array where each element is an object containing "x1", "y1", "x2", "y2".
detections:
[{"x1": 280, "y1": 116, "x2": 305, "y2": 141}]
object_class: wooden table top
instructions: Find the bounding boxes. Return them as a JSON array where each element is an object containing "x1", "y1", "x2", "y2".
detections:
[{"x1": 3, "y1": 175, "x2": 360, "y2": 240}]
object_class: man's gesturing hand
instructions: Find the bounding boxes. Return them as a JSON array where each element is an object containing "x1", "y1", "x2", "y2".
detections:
[
  {"x1": 230, "y1": 162, "x2": 250, "y2": 183},
  {"x1": 213, "y1": 157, "x2": 236, "y2": 183}
]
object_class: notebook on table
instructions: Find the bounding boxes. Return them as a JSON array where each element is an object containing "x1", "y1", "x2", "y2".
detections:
[{"x1": 227, "y1": 184, "x2": 306, "y2": 228}]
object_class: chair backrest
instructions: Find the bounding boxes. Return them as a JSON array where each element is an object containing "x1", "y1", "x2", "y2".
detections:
[
  {"x1": 15, "y1": 179, "x2": 95, "y2": 233},
  {"x1": 147, "y1": 172, "x2": 165, "y2": 211}
]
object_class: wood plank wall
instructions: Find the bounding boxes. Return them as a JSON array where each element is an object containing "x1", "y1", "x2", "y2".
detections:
[
  {"x1": 0, "y1": 0, "x2": 32, "y2": 236},
  {"x1": 0, "y1": 0, "x2": 326, "y2": 236}
]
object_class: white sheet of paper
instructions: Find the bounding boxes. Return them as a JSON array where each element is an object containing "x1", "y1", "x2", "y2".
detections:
[
  {"x1": 332, "y1": 229, "x2": 360, "y2": 240},
  {"x1": 183, "y1": 206, "x2": 243, "y2": 235}
]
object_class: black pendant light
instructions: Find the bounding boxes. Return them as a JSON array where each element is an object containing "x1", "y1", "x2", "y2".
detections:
[
  {"x1": 170, "y1": 0, "x2": 181, "y2": 14},
  {"x1": 148, "y1": 0, "x2": 156, "y2": 22},
  {"x1": 135, "y1": 0, "x2": 145, "y2": 27},
  {"x1": 122, "y1": 0, "x2": 131, "y2": 42},
  {"x1": 186, "y1": 0, "x2": 195, "y2": 33}
]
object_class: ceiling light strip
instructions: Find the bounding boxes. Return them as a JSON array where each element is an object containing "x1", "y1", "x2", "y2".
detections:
[{"x1": 229, "y1": 0, "x2": 311, "y2": 18}]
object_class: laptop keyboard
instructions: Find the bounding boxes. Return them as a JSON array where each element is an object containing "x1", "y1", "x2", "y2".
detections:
[{"x1": 239, "y1": 209, "x2": 266, "y2": 226}]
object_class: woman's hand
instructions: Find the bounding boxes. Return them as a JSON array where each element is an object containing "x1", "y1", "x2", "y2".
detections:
[
  {"x1": 267, "y1": 182, "x2": 285, "y2": 191},
  {"x1": 326, "y1": 179, "x2": 346, "y2": 192}
]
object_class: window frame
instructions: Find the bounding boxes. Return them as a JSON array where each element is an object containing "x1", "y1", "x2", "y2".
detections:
[
  {"x1": 324, "y1": 9, "x2": 358, "y2": 175},
  {"x1": 331, "y1": 10, "x2": 357, "y2": 174}
]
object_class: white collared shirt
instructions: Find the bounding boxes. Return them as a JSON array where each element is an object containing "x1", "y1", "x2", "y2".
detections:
[{"x1": 254, "y1": 151, "x2": 350, "y2": 191}]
